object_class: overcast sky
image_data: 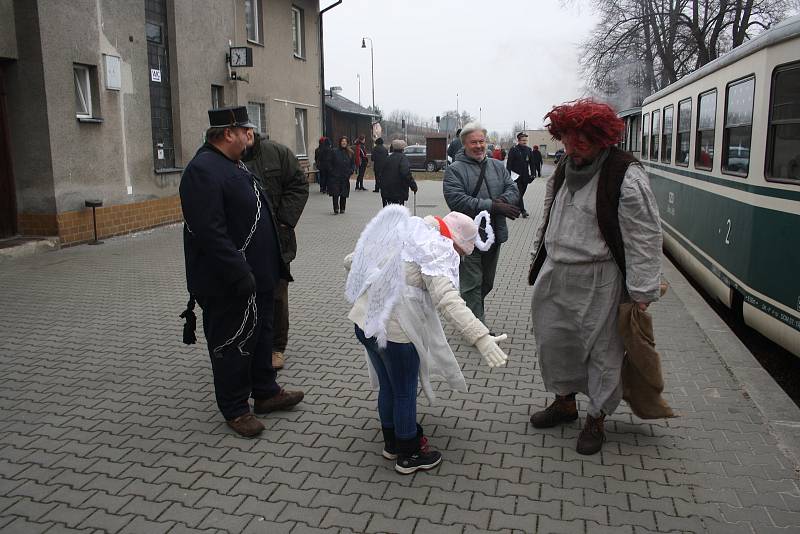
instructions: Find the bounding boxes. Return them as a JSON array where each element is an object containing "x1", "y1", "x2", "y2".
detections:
[{"x1": 321, "y1": 0, "x2": 599, "y2": 133}]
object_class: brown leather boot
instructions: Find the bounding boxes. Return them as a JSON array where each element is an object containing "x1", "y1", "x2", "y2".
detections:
[
  {"x1": 226, "y1": 413, "x2": 264, "y2": 438},
  {"x1": 530, "y1": 394, "x2": 578, "y2": 428},
  {"x1": 253, "y1": 389, "x2": 304, "y2": 414},
  {"x1": 576, "y1": 413, "x2": 606, "y2": 455}
]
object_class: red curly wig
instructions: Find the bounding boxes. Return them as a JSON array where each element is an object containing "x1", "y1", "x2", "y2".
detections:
[{"x1": 544, "y1": 99, "x2": 624, "y2": 149}]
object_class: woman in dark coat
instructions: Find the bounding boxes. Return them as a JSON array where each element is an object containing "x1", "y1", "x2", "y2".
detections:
[{"x1": 328, "y1": 136, "x2": 355, "y2": 214}]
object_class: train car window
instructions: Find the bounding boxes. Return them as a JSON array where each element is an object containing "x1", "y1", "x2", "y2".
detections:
[
  {"x1": 641, "y1": 113, "x2": 650, "y2": 160},
  {"x1": 676, "y1": 98, "x2": 692, "y2": 167},
  {"x1": 767, "y1": 62, "x2": 800, "y2": 182},
  {"x1": 695, "y1": 90, "x2": 717, "y2": 170},
  {"x1": 650, "y1": 110, "x2": 660, "y2": 160},
  {"x1": 662, "y1": 105, "x2": 674, "y2": 164},
  {"x1": 722, "y1": 76, "x2": 755, "y2": 177}
]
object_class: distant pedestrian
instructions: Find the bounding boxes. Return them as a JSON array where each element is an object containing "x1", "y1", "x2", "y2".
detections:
[
  {"x1": 443, "y1": 122, "x2": 520, "y2": 323},
  {"x1": 354, "y1": 134, "x2": 368, "y2": 190},
  {"x1": 528, "y1": 99, "x2": 663, "y2": 455},
  {"x1": 532, "y1": 144, "x2": 543, "y2": 177},
  {"x1": 507, "y1": 132, "x2": 534, "y2": 218},
  {"x1": 492, "y1": 145, "x2": 503, "y2": 160},
  {"x1": 179, "y1": 106, "x2": 303, "y2": 438},
  {"x1": 243, "y1": 133, "x2": 310, "y2": 371},
  {"x1": 345, "y1": 205, "x2": 508, "y2": 474},
  {"x1": 328, "y1": 136, "x2": 355, "y2": 214},
  {"x1": 447, "y1": 128, "x2": 463, "y2": 163},
  {"x1": 379, "y1": 140, "x2": 417, "y2": 206},
  {"x1": 315, "y1": 137, "x2": 332, "y2": 193},
  {"x1": 371, "y1": 137, "x2": 389, "y2": 193}
]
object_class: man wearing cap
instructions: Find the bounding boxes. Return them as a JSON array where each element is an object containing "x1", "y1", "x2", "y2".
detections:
[
  {"x1": 506, "y1": 132, "x2": 535, "y2": 218},
  {"x1": 443, "y1": 122, "x2": 520, "y2": 323},
  {"x1": 243, "y1": 132, "x2": 309, "y2": 372},
  {"x1": 379, "y1": 140, "x2": 417, "y2": 207},
  {"x1": 447, "y1": 128, "x2": 463, "y2": 164},
  {"x1": 532, "y1": 144, "x2": 544, "y2": 178},
  {"x1": 180, "y1": 106, "x2": 304, "y2": 438}
]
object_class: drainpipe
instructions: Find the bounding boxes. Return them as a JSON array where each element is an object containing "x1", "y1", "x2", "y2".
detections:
[{"x1": 319, "y1": 0, "x2": 342, "y2": 137}]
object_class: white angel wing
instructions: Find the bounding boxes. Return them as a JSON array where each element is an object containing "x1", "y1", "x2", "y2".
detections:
[{"x1": 345, "y1": 204, "x2": 410, "y2": 347}]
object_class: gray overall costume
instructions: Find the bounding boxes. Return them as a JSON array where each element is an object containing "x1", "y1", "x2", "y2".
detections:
[{"x1": 530, "y1": 149, "x2": 662, "y2": 418}]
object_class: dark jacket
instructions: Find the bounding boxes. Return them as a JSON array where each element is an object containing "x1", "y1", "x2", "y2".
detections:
[
  {"x1": 447, "y1": 138, "x2": 462, "y2": 161},
  {"x1": 531, "y1": 147, "x2": 543, "y2": 168},
  {"x1": 243, "y1": 136, "x2": 309, "y2": 264},
  {"x1": 380, "y1": 152, "x2": 417, "y2": 202},
  {"x1": 443, "y1": 151, "x2": 519, "y2": 244},
  {"x1": 180, "y1": 143, "x2": 287, "y2": 296},
  {"x1": 507, "y1": 144, "x2": 534, "y2": 181},
  {"x1": 328, "y1": 147, "x2": 354, "y2": 197},
  {"x1": 371, "y1": 144, "x2": 389, "y2": 177}
]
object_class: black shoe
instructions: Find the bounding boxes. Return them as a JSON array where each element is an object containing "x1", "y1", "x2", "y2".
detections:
[
  {"x1": 333, "y1": 210, "x2": 339, "y2": 215},
  {"x1": 530, "y1": 394, "x2": 578, "y2": 428},
  {"x1": 394, "y1": 430, "x2": 441, "y2": 474},
  {"x1": 521, "y1": 211, "x2": 530, "y2": 218},
  {"x1": 576, "y1": 413, "x2": 606, "y2": 455}
]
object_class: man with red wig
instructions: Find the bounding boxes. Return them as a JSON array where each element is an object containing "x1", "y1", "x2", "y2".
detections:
[{"x1": 528, "y1": 99, "x2": 663, "y2": 455}]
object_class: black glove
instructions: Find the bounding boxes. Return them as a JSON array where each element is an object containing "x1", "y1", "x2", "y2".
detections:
[
  {"x1": 491, "y1": 199, "x2": 521, "y2": 219},
  {"x1": 410, "y1": 182, "x2": 418, "y2": 193},
  {"x1": 233, "y1": 272, "x2": 256, "y2": 295}
]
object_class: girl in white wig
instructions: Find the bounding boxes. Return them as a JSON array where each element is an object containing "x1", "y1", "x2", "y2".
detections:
[{"x1": 345, "y1": 205, "x2": 508, "y2": 474}]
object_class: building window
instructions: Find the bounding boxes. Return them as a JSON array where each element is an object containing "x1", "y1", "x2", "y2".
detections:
[
  {"x1": 211, "y1": 85, "x2": 224, "y2": 109},
  {"x1": 661, "y1": 105, "x2": 674, "y2": 164},
  {"x1": 695, "y1": 89, "x2": 716, "y2": 170},
  {"x1": 650, "y1": 110, "x2": 660, "y2": 160},
  {"x1": 73, "y1": 64, "x2": 93, "y2": 118},
  {"x1": 767, "y1": 62, "x2": 800, "y2": 182},
  {"x1": 295, "y1": 108, "x2": 307, "y2": 156},
  {"x1": 676, "y1": 98, "x2": 692, "y2": 166},
  {"x1": 641, "y1": 112, "x2": 649, "y2": 160},
  {"x1": 292, "y1": 6, "x2": 305, "y2": 58},
  {"x1": 245, "y1": 0, "x2": 262, "y2": 44},
  {"x1": 722, "y1": 76, "x2": 755, "y2": 177},
  {"x1": 247, "y1": 101, "x2": 266, "y2": 136}
]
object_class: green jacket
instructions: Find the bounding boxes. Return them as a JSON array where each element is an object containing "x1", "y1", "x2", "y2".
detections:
[{"x1": 243, "y1": 136, "x2": 309, "y2": 264}]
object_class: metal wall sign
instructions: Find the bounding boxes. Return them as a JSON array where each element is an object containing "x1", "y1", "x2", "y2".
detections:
[{"x1": 104, "y1": 55, "x2": 121, "y2": 90}]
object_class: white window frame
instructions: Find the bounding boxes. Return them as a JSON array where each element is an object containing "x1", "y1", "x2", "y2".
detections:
[
  {"x1": 247, "y1": 101, "x2": 266, "y2": 136},
  {"x1": 211, "y1": 85, "x2": 224, "y2": 109},
  {"x1": 74, "y1": 64, "x2": 92, "y2": 118},
  {"x1": 291, "y1": 6, "x2": 304, "y2": 58},
  {"x1": 294, "y1": 108, "x2": 307, "y2": 156},
  {"x1": 245, "y1": 0, "x2": 262, "y2": 44}
]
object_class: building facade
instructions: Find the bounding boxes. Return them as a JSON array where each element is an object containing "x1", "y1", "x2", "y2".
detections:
[{"x1": 0, "y1": 0, "x2": 321, "y2": 245}]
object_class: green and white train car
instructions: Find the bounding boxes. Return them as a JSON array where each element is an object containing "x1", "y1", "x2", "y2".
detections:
[{"x1": 639, "y1": 15, "x2": 800, "y2": 356}]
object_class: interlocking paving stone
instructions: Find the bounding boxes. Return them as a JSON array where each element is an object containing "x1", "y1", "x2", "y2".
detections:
[{"x1": 1, "y1": 175, "x2": 799, "y2": 533}]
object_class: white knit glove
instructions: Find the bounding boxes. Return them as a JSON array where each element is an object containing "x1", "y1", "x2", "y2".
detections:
[{"x1": 474, "y1": 333, "x2": 509, "y2": 368}]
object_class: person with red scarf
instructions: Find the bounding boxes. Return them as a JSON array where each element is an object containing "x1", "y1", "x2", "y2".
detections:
[{"x1": 354, "y1": 134, "x2": 369, "y2": 190}]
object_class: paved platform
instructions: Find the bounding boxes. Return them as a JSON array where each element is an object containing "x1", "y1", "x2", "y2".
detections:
[{"x1": 1, "y1": 174, "x2": 799, "y2": 534}]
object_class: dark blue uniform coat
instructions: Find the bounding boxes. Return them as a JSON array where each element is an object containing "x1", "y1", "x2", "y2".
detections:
[{"x1": 180, "y1": 143, "x2": 285, "y2": 296}]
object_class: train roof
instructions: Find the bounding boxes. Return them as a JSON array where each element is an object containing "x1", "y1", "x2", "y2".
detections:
[
  {"x1": 642, "y1": 15, "x2": 800, "y2": 106},
  {"x1": 618, "y1": 107, "x2": 641, "y2": 118}
]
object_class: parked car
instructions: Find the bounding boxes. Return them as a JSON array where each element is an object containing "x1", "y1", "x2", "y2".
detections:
[
  {"x1": 404, "y1": 145, "x2": 445, "y2": 172},
  {"x1": 553, "y1": 148, "x2": 565, "y2": 164}
]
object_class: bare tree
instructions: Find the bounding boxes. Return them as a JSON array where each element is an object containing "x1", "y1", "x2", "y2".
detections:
[{"x1": 580, "y1": 0, "x2": 791, "y2": 107}]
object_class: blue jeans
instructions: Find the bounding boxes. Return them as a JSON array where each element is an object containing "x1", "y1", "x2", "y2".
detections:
[{"x1": 354, "y1": 324, "x2": 420, "y2": 440}]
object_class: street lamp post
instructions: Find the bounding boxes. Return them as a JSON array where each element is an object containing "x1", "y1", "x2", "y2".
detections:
[{"x1": 361, "y1": 37, "x2": 375, "y2": 113}]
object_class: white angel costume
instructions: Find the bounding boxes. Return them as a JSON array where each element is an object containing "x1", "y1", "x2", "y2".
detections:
[{"x1": 345, "y1": 205, "x2": 496, "y2": 403}]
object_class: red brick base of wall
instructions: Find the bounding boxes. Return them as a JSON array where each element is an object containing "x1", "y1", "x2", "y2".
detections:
[{"x1": 17, "y1": 196, "x2": 183, "y2": 247}]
